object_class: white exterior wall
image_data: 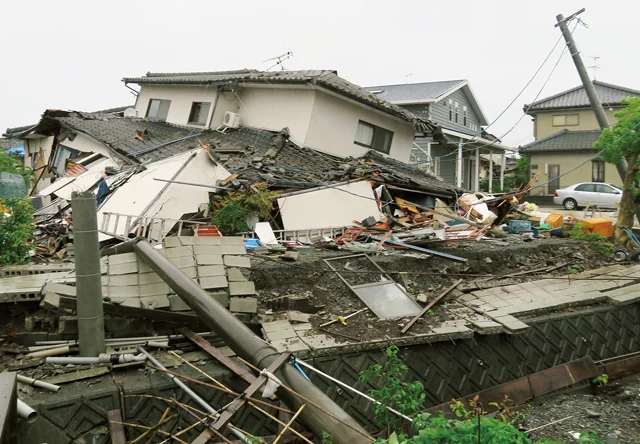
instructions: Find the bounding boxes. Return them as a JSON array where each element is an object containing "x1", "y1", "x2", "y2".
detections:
[
  {"x1": 24, "y1": 136, "x2": 55, "y2": 192},
  {"x1": 305, "y1": 90, "x2": 416, "y2": 162},
  {"x1": 235, "y1": 86, "x2": 315, "y2": 146},
  {"x1": 60, "y1": 133, "x2": 120, "y2": 165},
  {"x1": 135, "y1": 85, "x2": 219, "y2": 128}
]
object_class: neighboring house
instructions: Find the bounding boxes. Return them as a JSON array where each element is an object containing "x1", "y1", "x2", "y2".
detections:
[
  {"x1": 122, "y1": 69, "x2": 436, "y2": 163},
  {"x1": 519, "y1": 81, "x2": 640, "y2": 200},
  {"x1": 364, "y1": 80, "x2": 512, "y2": 192}
]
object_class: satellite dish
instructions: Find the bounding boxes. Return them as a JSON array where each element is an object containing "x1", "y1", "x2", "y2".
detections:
[{"x1": 124, "y1": 107, "x2": 137, "y2": 118}]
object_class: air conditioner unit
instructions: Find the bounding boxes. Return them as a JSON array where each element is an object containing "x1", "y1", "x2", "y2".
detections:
[{"x1": 223, "y1": 111, "x2": 241, "y2": 128}]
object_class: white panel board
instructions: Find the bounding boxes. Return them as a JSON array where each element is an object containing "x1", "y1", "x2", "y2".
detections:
[{"x1": 277, "y1": 181, "x2": 381, "y2": 231}]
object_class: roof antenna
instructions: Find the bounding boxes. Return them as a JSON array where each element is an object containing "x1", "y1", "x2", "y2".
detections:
[
  {"x1": 264, "y1": 51, "x2": 294, "y2": 71},
  {"x1": 588, "y1": 55, "x2": 600, "y2": 80},
  {"x1": 405, "y1": 73, "x2": 413, "y2": 84}
]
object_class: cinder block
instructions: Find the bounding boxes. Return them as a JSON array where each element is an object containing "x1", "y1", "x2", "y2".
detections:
[
  {"x1": 107, "y1": 285, "x2": 139, "y2": 298},
  {"x1": 199, "y1": 276, "x2": 228, "y2": 290},
  {"x1": 209, "y1": 291, "x2": 229, "y2": 307},
  {"x1": 168, "y1": 295, "x2": 191, "y2": 311},
  {"x1": 194, "y1": 237, "x2": 221, "y2": 246},
  {"x1": 109, "y1": 274, "x2": 139, "y2": 287},
  {"x1": 179, "y1": 266, "x2": 198, "y2": 279},
  {"x1": 221, "y1": 237, "x2": 245, "y2": 246},
  {"x1": 139, "y1": 283, "x2": 170, "y2": 297},
  {"x1": 223, "y1": 256, "x2": 251, "y2": 268},
  {"x1": 164, "y1": 237, "x2": 182, "y2": 248},
  {"x1": 194, "y1": 245, "x2": 222, "y2": 255},
  {"x1": 227, "y1": 268, "x2": 247, "y2": 282},
  {"x1": 169, "y1": 256, "x2": 196, "y2": 268},
  {"x1": 109, "y1": 252, "x2": 138, "y2": 265},
  {"x1": 139, "y1": 272, "x2": 164, "y2": 285},
  {"x1": 164, "y1": 246, "x2": 194, "y2": 258},
  {"x1": 177, "y1": 236, "x2": 195, "y2": 245},
  {"x1": 229, "y1": 281, "x2": 256, "y2": 296},
  {"x1": 109, "y1": 261, "x2": 138, "y2": 275},
  {"x1": 229, "y1": 297, "x2": 258, "y2": 313},
  {"x1": 42, "y1": 282, "x2": 76, "y2": 297},
  {"x1": 221, "y1": 245, "x2": 247, "y2": 255},
  {"x1": 138, "y1": 259, "x2": 154, "y2": 274},
  {"x1": 196, "y1": 255, "x2": 224, "y2": 265},
  {"x1": 197, "y1": 265, "x2": 226, "y2": 277}
]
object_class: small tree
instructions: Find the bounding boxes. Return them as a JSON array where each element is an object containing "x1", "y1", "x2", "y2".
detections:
[
  {"x1": 0, "y1": 198, "x2": 34, "y2": 265},
  {"x1": 594, "y1": 97, "x2": 640, "y2": 245}
]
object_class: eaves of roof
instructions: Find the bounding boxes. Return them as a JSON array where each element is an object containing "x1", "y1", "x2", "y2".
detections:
[{"x1": 518, "y1": 129, "x2": 602, "y2": 153}]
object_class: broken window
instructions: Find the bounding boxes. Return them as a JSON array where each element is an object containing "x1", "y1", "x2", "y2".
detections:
[
  {"x1": 354, "y1": 121, "x2": 393, "y2": 154},
  {"x1": 188, "y1": 102, "x2": 211, "y2": 126},
  {"x1": 146, "y1": 99, "x2": 171, "y2": 121},
  {"x1": 52, "y1": 145, "x2": 80, "y2": 175}
]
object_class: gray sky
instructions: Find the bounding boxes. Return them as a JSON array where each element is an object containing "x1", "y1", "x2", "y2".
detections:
[{"x1": 2, "y1": 0, "x2": 638, "y2": 148}]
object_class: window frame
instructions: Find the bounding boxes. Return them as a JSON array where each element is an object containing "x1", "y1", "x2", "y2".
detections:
[
  {"x1": 187, "y1": 101, "x2": 212, "y2": 126},
  {"x1": 592, "y1": 160, "x2": 605, "y2": 182},
  {"x1": 353, "y1": 120, "x2": 394, "y2": 154},
  {"x1": 575, "y1": 183, "x2": 596, "y2": 192},
  {"x1": 552, "y1": 114, "x2": 580, "y2": 127},
  {"x1": 146, "y1": 99, "x2": 171, "y2": 121}
]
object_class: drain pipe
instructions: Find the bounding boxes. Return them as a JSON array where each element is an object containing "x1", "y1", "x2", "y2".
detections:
[
  {"x1": 71, "y1": 191, "x2": 105, "y2": 357},
  {"x1": 133, "y1": 239, "x2": 369, "y2": 444},
  {"x1": 45, "y1": 353, "x2": 147, "y2": 365},
  {"x1": 17, "y1": 399, "x2": 38, "y2": 424},
  {"x1": 136, "y1": 346, "x2": 250, "y2": 443}
]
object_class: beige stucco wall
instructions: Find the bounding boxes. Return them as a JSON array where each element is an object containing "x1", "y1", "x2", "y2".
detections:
[
  {"x1": 135, "y1": 85, "x2": 219, "y2": 128},
  {"x1": 305, "y1": 89, "x2": 416, "y2": 162},
  {"x1": 527, "y1": 151, "x2": 622, "y2": 196},
  {"x1": 534, "y1": 108, "x2": 621, "y2": 139},
  {"x1": 235, "y1": 86, "x2": 315, "y2": 146}
]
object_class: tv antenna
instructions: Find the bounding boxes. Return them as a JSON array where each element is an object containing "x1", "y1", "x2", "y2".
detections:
[
  {"x1": 264, "y1": 51, "x2": 293, "y2": 71},
  {"x1": 588, "y1": 55, "x2": 600, "y2": 80},
  {"x1": 405, "y1": 73, "x2": 413, "y2": 84}
]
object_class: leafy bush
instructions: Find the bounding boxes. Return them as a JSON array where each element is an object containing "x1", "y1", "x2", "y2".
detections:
[
  {"x1": 359, "y1": 346, "x2": 425, "y2": 434},
  {"x1": 211, "y1": 185, "x2": 276, "y2": 234},
  {"x1": 0, "y1": 198, "x2": 34, "y2": 265},
  {"x1": 565, "y1": 223, "x2": 615, "y2": 254},
  {"x1": 0, "y1": 150, "x2": 34, "y2": 189}
]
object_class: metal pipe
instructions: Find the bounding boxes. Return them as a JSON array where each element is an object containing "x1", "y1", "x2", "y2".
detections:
[
  {"x1": 133, "y1": 239, "x2": 368, "y2": 444},
  {"x1": 71, "y1": 191, "x2": 105, "y2": 356},
  {"x1": 25, "y1": 345, "x2": 70, "y2": 358},
  {"x1": 46, "y1": 353, "x2": 146, "y2": 365},
  {"x1": 295, "y1": 359, "x2": 412, "y2": 423},
  {"x1": 17, "y1": 375, "x2": 60, "y2": 393},
  {"x1": 136, "y1": 347, "x2": 249, "y2": 443},
  {"x1": 17, "y1": 399, "x2": 38, "y2": 424}
]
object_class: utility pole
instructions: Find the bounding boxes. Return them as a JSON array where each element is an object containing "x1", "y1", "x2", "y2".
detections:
[
  {"x1": 555, "y1": 10, "x2": 640, "y2": 223},
  {"x1": 71, "y1": 191, "x2": 105, "y2": 357}
]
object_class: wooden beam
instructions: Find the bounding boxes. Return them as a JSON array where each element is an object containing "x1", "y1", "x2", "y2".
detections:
[
  {"x1": 401, "y1": 279, "x2": 463, "y2": 334},
  {"x1": 106, "y1": 410, "x2": 126, "y2": 444}
]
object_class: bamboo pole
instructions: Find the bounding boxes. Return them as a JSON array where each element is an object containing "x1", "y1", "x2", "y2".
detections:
[{"x1": 273, "y1": 405, "x2": 306, "y2": 444}]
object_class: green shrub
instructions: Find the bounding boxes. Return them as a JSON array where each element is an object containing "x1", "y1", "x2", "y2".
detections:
[
  {"x1": 0, "y1": 198, "x2": 34, "y2": 265},
  {"x1": 565, "y1": 223, "x2": 615, "y2": 254},
  {"x1": 211, "y1": 185, "x2": 276, "y2": 235}
]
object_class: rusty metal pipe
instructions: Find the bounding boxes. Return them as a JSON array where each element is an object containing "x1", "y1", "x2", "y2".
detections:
[{"x1": 133, "y1": 239, "x2": 369, "y2": 444}]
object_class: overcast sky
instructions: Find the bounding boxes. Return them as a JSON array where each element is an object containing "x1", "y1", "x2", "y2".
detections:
[{"x1": 2, "y1": 0, "x2": 638, "y2": 148}]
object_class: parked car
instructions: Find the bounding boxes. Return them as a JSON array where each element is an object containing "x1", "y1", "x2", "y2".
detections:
[{"x1": 553, "y1": 182, "x2": 622, "y2": 210}]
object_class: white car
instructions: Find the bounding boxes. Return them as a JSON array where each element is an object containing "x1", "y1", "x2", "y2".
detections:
[{"x1": 553, "y1": 182, "x2": 622, "y2": 210}]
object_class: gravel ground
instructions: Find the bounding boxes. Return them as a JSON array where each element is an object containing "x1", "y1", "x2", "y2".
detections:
[{"x1": 523, "y1": 380, "x2": 640, "y2": 443}]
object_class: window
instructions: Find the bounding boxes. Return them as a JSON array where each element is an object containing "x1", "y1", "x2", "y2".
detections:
[
  {"x1": 455, "y1": 102, "x2": 459, "y2": 123},
  {"x1": 52, "y1": 145, "x2": 80, "y2": 175},
  {"x1": 448, "y1": 100, "x2": 453, "y2": 121},
  {"x1": 552, "y1": 114, "x2": 580, "y2": 127},
  {"x1": 354, "y1": 121, "x2": 394, "y2": 154},
  {"x1": 463, "y1": 106, "x2": 467, "y2": 126},
  {"x1": 188, "y1": 102, "x2": 211, "y2": 126},
  {"x1": 596, "y1": 184, "x2": 617, "y2": 194},
  {"x1": 146, "y1": 99, "x2": 171, "y2": 121},
  {"x1": 592, "y1": 160, "x2": 605, "y2": 182},
  {"x1": 575, "y1": 184, "x2": 596, "y2": 192}
]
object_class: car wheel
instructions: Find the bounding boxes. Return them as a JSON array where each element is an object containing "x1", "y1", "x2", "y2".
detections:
[{"x1": 563, "y1": 198, "x2": 577, "y2": 210}]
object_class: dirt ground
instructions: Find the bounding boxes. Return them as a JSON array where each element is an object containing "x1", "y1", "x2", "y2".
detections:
[
  {"x1": 523, "y1": 380, "x2": 640, "y2": 443},
  {"x1": 250, "y1": 238, "x2": 616, "y2": 343}
]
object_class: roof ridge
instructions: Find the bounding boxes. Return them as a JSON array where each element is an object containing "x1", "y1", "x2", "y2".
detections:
[
  {"x1": 520, "y1": 129, "x2": 569, "y2": 149},
  {"x1": 366, "y1": 79, "x2": 466, "y2": 89},
  {"x1": 145, "y1": 69, "x2": 259, "y2": 77},
  {"x1": 593, "y1": 80, "x2": 640, "y2": 96},
  {"x1": 524, "y1": 84, "x2": 584, "y2": 109}
]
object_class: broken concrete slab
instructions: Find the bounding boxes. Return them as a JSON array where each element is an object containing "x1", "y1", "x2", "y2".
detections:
[
  {"x1": 471, "y1": 320, "x2": 504, "y2": 335},
  {"x1": 226, "y1": 268, "x2": 247, "y2": 282},
  {"x1": 109, "y1": 261, "x2": 138, "y2": 275},
  {"x1": 221, "y1": 237, "x2": 245, "y2": 246},
  {"x1": 209, "y1": 291, "x2": 229, "y2": 307},
  {"x1": 108, "y1": 274, "x2": 139, "y2": 287},
  {"x1": 40, "y1": 293, "x2": 73, "y2": 315},
  {"x1": 106, "y1": 286, "x2": 139, "y2": 298},
  {"x1": 223, "y1": 256, "x2": 251, "y2": 268},
  {"x1": 300, "y1": 334, "x2": 339, "y2": 349},
  {"x1": 199, "y1": 276, "x2": 229, "y2": 290},
  {"x1": 139, "y1": 283, "x2": 170, "y2": 297},
  {"x1": 193, "y1": 237, "x2": 221, "y2": 246},
  {"x1": 177, "y1": 236, "x2": 195, "y2": 245},
  {"x1": 139, "y1": 295, "x2": 170, "y2": 309},
  {"x1": 264, "y1": 328, "x2": 297, "y2": 341},
  {"x1": 194, "y1": 245, "x2": 222, "y2": 255},
  {"x1": 292, "y1": 322, "x2": 313, "y2": 332},
  {"x1": 164, "y1": 236, "x2": 182, "y2": 248},
  {"x1": 44, "y1": 366, "x2": 110, "y2": 385},
  {"x1": 197, "y1": 265, "x2": 226, "y2": 277},
  {"x1": 281, "y1": 251, "x2": 300, "y2": 262},
  {"x1": 179, "y1": 266, "x2": 198, "y2": 279},
  {"x1": 109, "y1": 252, "x2": 138, "y2": 265},
  {"x1": 221, "y1": 245, "x2": 247, "y2": 255},
  {"x1": 270, "y1": 337, "x2": 310, "y2": 352},
  {"x1": 139, "y1": 272, "x2": 164, "y2": 285},
  {"x1": 164, "y1": 246, "x2": 194, "y2": 258},
  {"x1": 42, "y1": 282, "x2": 76, "y2": 297},
  {"x1": 287, "y1": 311, "x2": 311, "y2": 323},
  {"x1": 228, "y1": 281, "x2": 256, "y2": 296},
  {"x1": 196, "y1": 255, "x2": 224, "y2": 266},
  {"x1": 229, "y1": 297, "x2": 258, "y2": 313}
]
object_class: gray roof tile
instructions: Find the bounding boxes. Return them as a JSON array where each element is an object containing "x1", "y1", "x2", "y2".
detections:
[
  {"x1": 525, "y1": 81, "x2": 640, "y2": 112},
  {"x1": 519, "y1": 129, "x2": 602, "y2": 153},
  {"x1": 122, "y1": 70, "x2": 436, "y2": 132},
  {"x1": 364, "y1": 80, "x2": 466, "y2": 103}
]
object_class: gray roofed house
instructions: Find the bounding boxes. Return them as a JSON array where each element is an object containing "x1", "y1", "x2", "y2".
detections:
[
  {"x1": 519, "y1": 129, "x2": 602, "y2": 153},
  {"x1": 524, "y1": 81, "x2": 640, "y2": 112},
  {"x1": 365, "y1": 80, "x2": 467, "y2": 104}
]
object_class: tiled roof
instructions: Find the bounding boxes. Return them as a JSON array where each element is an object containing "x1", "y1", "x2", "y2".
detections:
[
  {"x1": 519, "y1": 129, "x2": 602, "y2": 153},
  {"x1": 364, "y1": 80, "x2": 466, "y2": 103},
  {"x1": 525, "y1": 81, "x2": 640, "y2": 112},
  {"x1": 122, "y1": 70, "x2": 436, "y2": 133}
]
